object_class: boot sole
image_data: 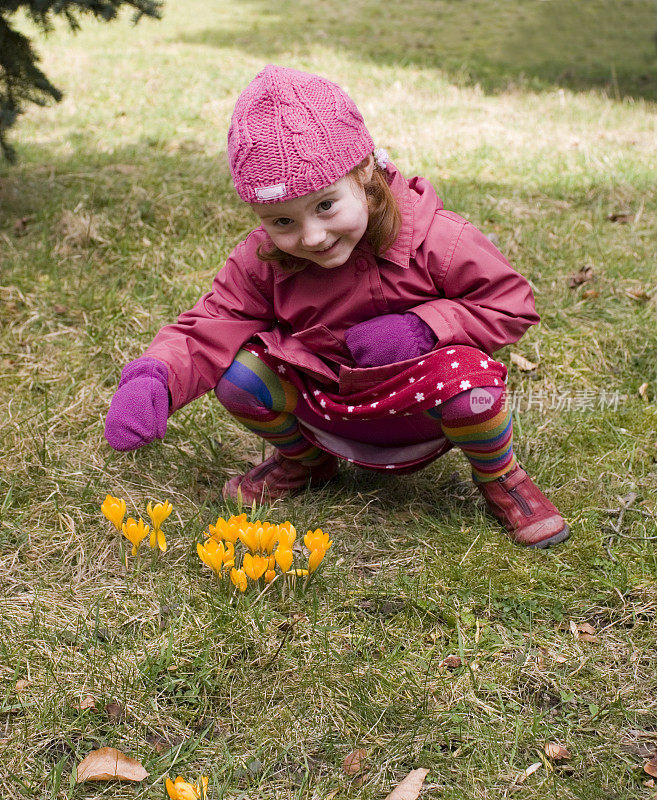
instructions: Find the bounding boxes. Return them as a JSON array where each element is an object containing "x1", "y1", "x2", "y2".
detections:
[{"x1": 525, "y1": 523, "x2": 571, "y2": 549}]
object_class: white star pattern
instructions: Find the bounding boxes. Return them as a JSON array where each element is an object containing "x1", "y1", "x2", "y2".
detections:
[
  {"x1": 494, "y1": 379, "x2": 499, "y2": 385},
  {"x1": 451, "y1": 361, "x2": 459, "y2": 369},
  {"x1": 371, "y1": 402, "x2": 378, "y2": 408},
  {"x1": 435, "y1": 399, "x2": 442, "y2": 405},
  {"x1": 415, "y1": 392, "x2": 425, "y2": 402},
  {"x1": 348, "y1": 406, "x2": 354, "y2": 412},
  {"x1": 324, "y1": 414, "x2": 331, "y2": 420},
  {"x1": 389, "y1": 391, "x2": 396, "y2": 397},
  {"x1": 389, "y1": 409, "x2": 396, "y2": 414},
  {"x1": 460, "y1": 380, "x2": 472, "y2": 390},
  {"x1": 320, "y1": 399, "x2": 326, "y2": 408},
  {"x1": 436, "y1": 382, "x2": 444, "y2": 390},
  {"x1": 277, "y1": 365, "x2": 286, "y2": 373},
  {"x1": 480, "y1": 360, "x2": 489, "y2": 369},
  {"x1": 418, "y1": 360, "x2": 425, "y2": 366},
  {"x1": 447, "y1": 349, "x2": 456, "y2": 354},
  {"x1": 386, "y1": 465, "x2": 395, "y2": 469},
  {"x1": 409, "y1": 377, "x2": 415, "y2": 383}
]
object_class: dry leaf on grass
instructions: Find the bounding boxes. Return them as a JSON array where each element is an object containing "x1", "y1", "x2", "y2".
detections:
[
  {"x1": 105, "y1": 701, "x2": 124, "y2": 722},
  {"x1": 510, "y1": 353, "x2": 538, "y2": 372},
  {"x1": 639, "y1": 383, "x2": 650, "y2": 401},
  {"x1": 515, "y1": 762, "x2": 541, "y2": 784},
  {"x1": 15, "y1": 679, "x2": 30, "y2": 691},
  {"x1": 73, "y1": 695, "x2": 96, "y2": 710},
  {"x1": 567, "y1": 266, "x2": 594, "y2": 288},
  {"x1": 607, "y1": 212, "x2": 634, "y2": 223},
  {"x1": 76, "y1": 747, "x2": 149, "y2": 783},
  {"x1": 343, "y1": 748, "x2": 367, "y2": 775},
  {"x1": 645, "y1": 755, "x2": 657, "y2": 778},
  {"x1": 545, "y1": 742, "x2": 571, "y2": 761},
  {"x1": 384, "y1": 768, "x2": 429, "y2": 800},
  {"x1": 439, "y1": 655, "x2": 462, "y2": 669}
]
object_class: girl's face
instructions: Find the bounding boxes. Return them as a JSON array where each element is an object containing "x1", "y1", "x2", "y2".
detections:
[{"x1": 250, "y1": 156, "x2": 374, "y2": 269}]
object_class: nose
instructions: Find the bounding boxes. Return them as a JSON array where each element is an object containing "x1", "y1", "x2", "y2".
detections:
[{"x1": 300, "y1": 219, "x2": 326, "y2": 250}]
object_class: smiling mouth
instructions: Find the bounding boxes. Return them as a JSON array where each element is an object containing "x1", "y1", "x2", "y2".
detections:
[{"x1": 312, "y1": 239, "x2": 340, "y2": 254}]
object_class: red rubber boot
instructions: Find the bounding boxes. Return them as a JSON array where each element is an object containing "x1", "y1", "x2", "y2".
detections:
[
  {"x1": 222, "y1": 451, "x2": 339, "y2": 504},
  {"x1": 475, "y1": 465, "x2": 570, "y2": 548}
]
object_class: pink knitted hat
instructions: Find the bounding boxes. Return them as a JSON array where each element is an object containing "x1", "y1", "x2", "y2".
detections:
[{"x1": 227, "y1": 65, "x2": 375, "y2": 204}]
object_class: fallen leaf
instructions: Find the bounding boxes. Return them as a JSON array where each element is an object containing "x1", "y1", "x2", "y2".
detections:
[
  {"x1": 645, "y1": 778, "x2": 655, "y2": 787},
  {"x1": 569, "y1": 620, "x2": 579, "y2": 639},
  {"x1": 582, "y1": 289, "x2": 599, "y2": 299},
  {"x1": 578, "y1": 623, "x2": 596, "y2": 635},
  {"x1": 15, "y1": 679, "x2": 30, "y2": 691},
  {"x1": 639, "y1": 383, "x2": 650, "y2": 401},
  {"x1": 53, "y1": 304, "x2": 69, "y2": 315},
  {"x1": 645, "y1": 755, "x2": 657, "y2": 778},
  {"x1": 73, "y1": 695, "x2": 96, "y2": 710},
  {"x1": 515, "y1": 762, "x2": 541, "y2": 784},
  {"x1": 439, "y1": 655, "x2": 462, "y2": 669},
  {"x1": 105, "y1": 701, "x2": 124, "y2": 723},
  {"x1": 384, "y1": 768, "x2": 430, "y2": 800},
  {"x1": 567, "y1": 266, "x2": 594, "y2": 288},
  {"x1": 626, "y1": 288, "x2": 650, "y2": 301},
  {"x1": 544, "y1": 742, "x2": 571, "y2": 761},
  {"x1": 510, "y1": 352, "x2": 538, "y2": 372},
  {"x1": 607, "y1": 212, "x2": 634, "y2": 223},
  {"x1": 76, "y1": 747, "x2": 149, "y2": 783},
  {"x1": 343, "y1": 748, "x2": 367, "y2": 775},
  {"x1": 145, "y1": 732, "x2": 184, "y2": 753},
  {"x1": 579, "y1": 633, "x2": 599, "y2": 643}
]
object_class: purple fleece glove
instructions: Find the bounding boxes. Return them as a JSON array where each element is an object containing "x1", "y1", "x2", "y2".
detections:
[
  {"x1": 344, "y1": 312, "x2": 436, "y2": 367},
  {"x1": 104, "y1": 357, "x2": 169, "y2": 451}
]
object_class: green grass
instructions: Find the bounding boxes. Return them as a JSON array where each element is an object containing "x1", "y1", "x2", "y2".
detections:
[{"x1": 1, "y1": 0, "x2": 657, "y2": 798}]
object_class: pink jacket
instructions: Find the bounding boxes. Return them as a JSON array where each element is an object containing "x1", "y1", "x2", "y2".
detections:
[{"x1": 145, "y1": 162, "x2": 539, "y2": 412}]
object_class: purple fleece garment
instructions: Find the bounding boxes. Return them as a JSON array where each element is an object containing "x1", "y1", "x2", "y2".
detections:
[
  {"x1": 104, "y1": 357, "x2": 169, "y2": 451},
  {"x1": 344, "y1": 313, "x2": 436, "y2": 368}
]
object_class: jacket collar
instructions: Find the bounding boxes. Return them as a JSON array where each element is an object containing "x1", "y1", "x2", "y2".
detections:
[{"x1": 357, "y1": 161, "x2": 441, "y2": 269}]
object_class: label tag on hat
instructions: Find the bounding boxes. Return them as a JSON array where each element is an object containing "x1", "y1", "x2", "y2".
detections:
[{"x1": 255, "y1": 183, "x2": 286, "y2": 201}]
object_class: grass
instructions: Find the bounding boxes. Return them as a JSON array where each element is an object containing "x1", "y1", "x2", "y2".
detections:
[{"x1": 1, "y1": 0, "x2": 657, "y2": 797}]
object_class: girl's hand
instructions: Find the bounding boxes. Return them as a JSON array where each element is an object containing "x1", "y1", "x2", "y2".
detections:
[
  {"x1": 104, "y1": 358, "x2": 169, "y2": 451},
  {"x1": 344, "y1": 313, "x2": 436, "y2": 367}
]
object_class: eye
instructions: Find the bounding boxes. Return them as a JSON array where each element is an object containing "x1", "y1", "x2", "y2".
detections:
[
  {"x1": 317, "y1": 200, "x2": 334, "y2": 212},
  {"x1": 273, "y1": 217, "x2": 294, "y2": 227}
]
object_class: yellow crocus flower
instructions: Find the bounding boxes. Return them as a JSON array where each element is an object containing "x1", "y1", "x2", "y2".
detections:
[
  {"x1": 197, "y1": 538, "x2": 234, "y2": 574},
  {"x1": 121, "y1": 517, "x2": 149, "y2": 556},
  {"x1": 287, "y1": 568, "x2": 309, "y2": 577},
  {"x1": 149, "y1": 526, "x2": 167, "y2": 552},
  {"x1": 165, "y1": 775, "x2": 208, "y2": 800},
  {"x1": 238, "y1": 524, "x2": 259, "y2": 553},
  {"x1": 208, "y1": 515, "x2": 241, "y2": 543},
  {"x1": 304, "y1": 528, "x2": 332, "y2": 553},
  {"x1": 259, "y1": 523, "x2": 279, "y2": 554},
  {"x1": 274, "y1": 546, "x2": 293, "y2": 574},
  {"x1": 146, "y1": 500, "x2": 173, "y2": 530},
  {"x1": 101, "y1": 495, "x2": 126, "y2": 531},
  {"x1": 243, "y1": 552, "x2": 267, "y2": 581},
  {"x1": 230, "y1": 568, "x2": 247, "y2": 592},
  {"x1": 308, "y1": 547, "x2": 326, "y2": 573},
  {"x1": 265, "y1": 569, "x2": 276, "y2": 584},
  {"x1": 278, "y1": 522, "x2": 297, "y2": 548}
]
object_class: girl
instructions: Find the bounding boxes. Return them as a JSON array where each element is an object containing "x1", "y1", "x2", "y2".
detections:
[{"x1": 105, "y1": 64, "x2": 569, "y2": 549}]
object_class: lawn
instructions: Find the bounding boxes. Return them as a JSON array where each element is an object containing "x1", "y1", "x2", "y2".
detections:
[{"x1": 1, "y1": 1, "x2": 657, "y2": 798}]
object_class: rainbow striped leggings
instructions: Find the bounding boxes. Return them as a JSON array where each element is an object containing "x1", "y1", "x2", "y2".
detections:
[{"x1": 215, "y1": 348, "x2": 516, "y2": 482}]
